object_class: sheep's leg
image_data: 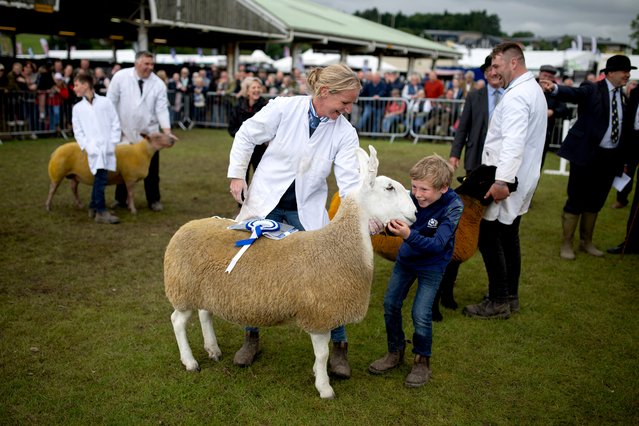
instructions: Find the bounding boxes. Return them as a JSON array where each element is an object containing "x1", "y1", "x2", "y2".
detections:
[
  {"x1": 309, "y1": 332, "x2": 335, "y2": 399},
  {"x1": 198, "y1": 309, "x2": 221, "y2": 361},
  {"x1": 45, "y1": 181, "x2": 60, "y2": 211},
  {"x1": 170, "y1": 309, "x2": 200, "y2": 372},
  {"x1": 125, "y1": 182, "x2": 137, "y2": 214},
  {"x1": 70, "y1": 178, "x2": 83, "y2": 209}
]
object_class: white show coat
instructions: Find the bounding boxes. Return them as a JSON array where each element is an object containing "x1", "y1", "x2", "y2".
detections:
[
  {"x1": 107, "y1": 67, "x2": 170, "y2": 144},
  {"x1": 228, "y1": 95, "x2": 361, "y2": 231},
  {"x1": 72, "y1": 95, "x2": 121, "y2": 175},
  {"x1": 482, "y1": 71, "x2": 547, "y2": 225}
]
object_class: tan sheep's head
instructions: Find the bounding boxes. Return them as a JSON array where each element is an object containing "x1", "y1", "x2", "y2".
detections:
[{"x1": 142, "y1": 132, "x2": 178, "y2": 149}]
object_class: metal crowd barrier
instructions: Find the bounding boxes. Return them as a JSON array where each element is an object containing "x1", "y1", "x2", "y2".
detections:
[
  {"x1": 0, "y1": 92, "x2": 571, "y2": 148},
  {"x1": 0, "y1": 90, "x2": 74, "y2": 142},
  {"x1": 548, "y1": 104, "x2": 577, "y2": 150},
  {"x1": 351, "y1": 96, "x2": 410, "y2": 142},
  {"x1": 407, "y1": 98, "x2": 464, "y2": 144}
]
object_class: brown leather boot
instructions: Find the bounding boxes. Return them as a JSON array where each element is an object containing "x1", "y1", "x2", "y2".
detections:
[
  {"x1": 462, "y1": 298, "x2": 511, "y2": 319},
  {"x1": 233, "y1": 331, "x2": 260, "y2": 367},
  {"x1": 405, "y1": 355, "x2": 431, "y2": 388},
  {"x1": 368, "y1": 350, "x2": 404, "y2": 374},
  {"x1": 94, "y1": 210, "x2": 120, "y2": 224},
  {"x1": 328, "y1": 341, "x2": 351, "y2": 379}
]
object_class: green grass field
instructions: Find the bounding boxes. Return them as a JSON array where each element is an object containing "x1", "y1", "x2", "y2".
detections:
[{"x1": 1, "y1": 129, "x2": 637, "y2": 424}]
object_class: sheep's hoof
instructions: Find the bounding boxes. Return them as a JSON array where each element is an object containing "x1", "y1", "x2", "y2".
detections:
[
  {"x1": 319, "y1": 388, "x2": 335, "y2": 400},
  {"x1": 183, "y1": 360, "x2": 200, "y2": 372},
  {"x1": 206, "y1": 348, "x2": 222, "y2": 362}
]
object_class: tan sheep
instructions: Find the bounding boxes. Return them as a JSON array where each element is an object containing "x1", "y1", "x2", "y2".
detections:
[
  {"x1": 45, "y1": 132, "x2": 176, "y2": 214},
  {"x1": 164, "y1": 146, "x2": 416, "y2": 399}
]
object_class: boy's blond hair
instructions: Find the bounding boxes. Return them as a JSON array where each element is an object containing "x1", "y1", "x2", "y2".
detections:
[{"x1": 409, "y1": 154, "x2": 454, "y2": 190}]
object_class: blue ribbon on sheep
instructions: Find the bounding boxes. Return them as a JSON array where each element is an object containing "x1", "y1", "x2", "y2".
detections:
[
  {"x1": 226, "y1": 219, "x2": 281, "y2": 273},
  {"x1": 235, "y1": 219, "x2": 280, "y2": 246}
]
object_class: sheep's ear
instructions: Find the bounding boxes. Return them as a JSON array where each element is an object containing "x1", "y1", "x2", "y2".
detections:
[
  {"x1": 140, "y1": 132, "x2": 150, "y2": 140},
  {"x1": 365, "y1": 145, "x2": 379, "y2": 188},
  {"x1": 356, "y1": 147, "x2": 369, "y2": 184}
]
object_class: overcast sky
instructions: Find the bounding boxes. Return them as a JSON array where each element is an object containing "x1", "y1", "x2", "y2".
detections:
[{"x1": 313, "y1": 0, "x2": 636, "y2": 45}]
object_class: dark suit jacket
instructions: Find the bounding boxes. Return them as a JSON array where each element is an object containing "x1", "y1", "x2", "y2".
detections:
[
  {"x1": 555, "y1": 79, "x2": 628, "y2": 167},
  {"x1": 622, "y1": 87, "x2": 639, "y2": 166},
  {"x1": 450, "y1": 86, "x2": 488, "y2": 172}
]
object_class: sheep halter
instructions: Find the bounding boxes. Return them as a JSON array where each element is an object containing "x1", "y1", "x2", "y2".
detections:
[{"x1": 225, "y1": 219, "x2": 280, "y2": 273}]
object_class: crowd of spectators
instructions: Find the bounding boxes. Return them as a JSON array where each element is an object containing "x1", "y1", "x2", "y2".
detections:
[{"x1": 2, "y1": 57, "x2": 633, "y2": 140}]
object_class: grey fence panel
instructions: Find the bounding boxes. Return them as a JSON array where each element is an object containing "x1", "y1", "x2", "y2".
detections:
[
  {"x1": 353, "y1": 96, "x2": 410, "y2": 141},
  {"x1": 0, "y1": 90, "x2": 73, "y2": 141},
  {"x1": 408, "y1": 98, "x2": 464, "y2": 144}
]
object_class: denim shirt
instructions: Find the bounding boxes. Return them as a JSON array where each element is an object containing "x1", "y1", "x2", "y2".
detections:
[{"x1": 397, "y1": 189, "x2": 464, "y2": 273}]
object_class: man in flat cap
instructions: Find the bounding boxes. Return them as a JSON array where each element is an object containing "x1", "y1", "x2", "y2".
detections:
[
  {"x1": 538, "y1": 64, "x2": 569, "y2": 170},
  {"x1": 540, "y1": 55, "x2": 637, "y2": 260}
]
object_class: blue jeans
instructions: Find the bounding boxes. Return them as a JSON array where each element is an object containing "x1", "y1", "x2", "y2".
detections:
[
  {"x1": 383, "y1": 262, "x2": 443, "y2": 357},
  {"x1": 246, "y1": 208, "x2": 347, "y2": 342},
  {"x1": 90, "y1": 169, "x2": 109, "y2": 212}
]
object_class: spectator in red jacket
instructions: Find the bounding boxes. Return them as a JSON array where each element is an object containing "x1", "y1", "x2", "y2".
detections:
[{"x1": 424, "y1": 71, "x2": 444, "y2": 99}]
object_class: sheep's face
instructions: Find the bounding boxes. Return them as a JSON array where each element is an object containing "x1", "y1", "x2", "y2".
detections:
[
  {"x1": 366, "y1": 176, "x2": 416, "y2": 226},
  {"x1": 356, "y1": 145, "x2": 416, "y2": 227},
  {"x1": 143, "y1": 132, "x2": 178, "y2": 149}
]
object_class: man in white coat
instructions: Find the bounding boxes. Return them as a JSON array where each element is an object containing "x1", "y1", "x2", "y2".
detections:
[
  {"x1": 107, "y1": 51, "x2": 171, "y2": 212},
  {"x1": 462, "y1": 42, "x2": 547, "y2": 319},
  {"x1": 228, "y1": 64, "x2": 363, "y2": 378},
  {"x1": 71, "y1": 73, "x2": 121, "y2": 224}
]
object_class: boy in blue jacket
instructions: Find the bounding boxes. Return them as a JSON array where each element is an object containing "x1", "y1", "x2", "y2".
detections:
[{"x1": 369, "y1": 154, "x2": 463, "y2": 387}]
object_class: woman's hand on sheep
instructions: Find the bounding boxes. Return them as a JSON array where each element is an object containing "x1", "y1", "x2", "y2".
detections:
[
  {"x1": 230, "y1": 178, "x2": 248, "y2": 204},
  {"x1": 368, "y1": 218, "x2": 385, "y2": 235},
  {"x1": 387, "y1": 219, "x2": 410, "y2": 239}
]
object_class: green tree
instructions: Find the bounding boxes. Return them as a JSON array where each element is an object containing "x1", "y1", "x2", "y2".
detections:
[
  {"x1": 353, "y1": 9, "x2": 502, "y2": 36},
  {"x1": 512, "y1": 31, "x2": 535, "y2": 38}
]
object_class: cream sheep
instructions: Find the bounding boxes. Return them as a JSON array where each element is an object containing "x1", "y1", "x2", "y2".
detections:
[
  {"x1": 45, "y1": 132, "x2": 176, "y2": 214},
  {"x1": 164, "y1": 146, "x2": 416, "y2": 399}
]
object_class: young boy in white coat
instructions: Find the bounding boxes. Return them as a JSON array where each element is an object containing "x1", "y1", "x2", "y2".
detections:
[{"x1": 72, "y1": 73, "x2": 121, "y2": 224}]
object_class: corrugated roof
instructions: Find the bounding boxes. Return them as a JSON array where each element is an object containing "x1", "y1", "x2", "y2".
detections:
[
  {"x1": 152, "y1": 0, "x2": 288, "y2": 39},
  {"x1": 252, "y1": 0, "x2": 460, "y2": 58}
]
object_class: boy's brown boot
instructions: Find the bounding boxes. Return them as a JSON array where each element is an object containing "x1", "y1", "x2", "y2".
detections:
[
  {"x1": 404, "y1": 355, "x2": 431, "y2": 388},
  {"x1": 233, "y1": 331, "x2": 260, "y2": 367},
  {"x1": 368, "y1": 349, "x2": 404, "y2": 374},
  {"x1": 328, "y1": 341, "x2": 351, "y2": 379}
]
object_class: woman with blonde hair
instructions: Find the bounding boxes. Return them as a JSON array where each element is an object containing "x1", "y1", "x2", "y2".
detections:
[{"x1": 227, "y1": 63, "x2": 365, "y2": 378}]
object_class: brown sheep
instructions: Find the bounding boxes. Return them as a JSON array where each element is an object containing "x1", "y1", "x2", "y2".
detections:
[{"x1": 45, "y1": 132, "x2": 176, "y2": 214}]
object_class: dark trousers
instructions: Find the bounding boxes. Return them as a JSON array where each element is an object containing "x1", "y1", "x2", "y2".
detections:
[
  {"x1": 564, "y1": 147, "x2": 620, "y2": 214},
  {"x1": 90, "y1": 169, "x2": 109, "y2": 212},
  {"x1": 616, "y1": 162, "x2": 637, "y2": 205},
  {"x1": 478, "y1": 216, "x2": 521, "y2": 303},
  {"x1": 624, "y1": 166, "x2": 639, "y2": 250},
  {"x1": 115, "y1": 151, "x2": 160, "y2": 206}
]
